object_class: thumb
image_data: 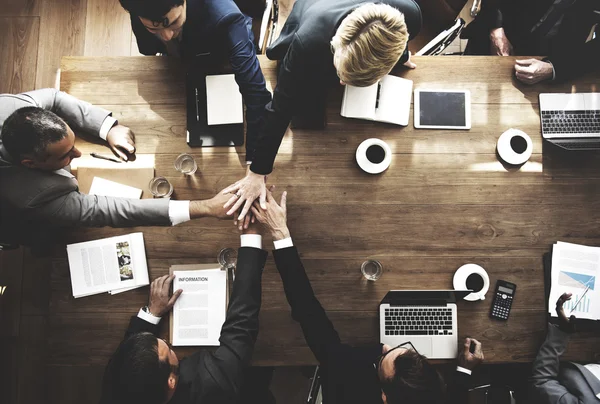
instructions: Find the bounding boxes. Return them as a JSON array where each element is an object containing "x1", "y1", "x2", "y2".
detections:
[
  {"x1": 281, "y1": 191, "x2": 287, "y2": 212},
  {"x1": 112, "y1": 146, "x2": 128, "y2": 161},
  {"x1": 167, "y1": 289, "x2": 183, "y2": 308},
  {"x1": 260, "y1": 187, "x2": 267, "y2": 210},
  {"x1": 515, "y1": 59, "x2": 533, "y2": 65}
]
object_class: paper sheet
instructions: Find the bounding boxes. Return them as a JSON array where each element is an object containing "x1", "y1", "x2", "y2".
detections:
[
  {"x1": 89, "y1": 177, "x2": 143, "y2": 199},
  {"x1": 206, "y1": 74, "x2": 243, "y2": 125},
  {"x1": 172, "y1": 268, "x2": 227, "y2": 346}
]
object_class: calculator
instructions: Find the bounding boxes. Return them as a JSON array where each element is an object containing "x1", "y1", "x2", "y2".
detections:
[{"x1": 490, "y1": 280, "x2": 516, "y2": 320}]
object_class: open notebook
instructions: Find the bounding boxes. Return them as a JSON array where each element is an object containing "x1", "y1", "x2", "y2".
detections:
[{"x1": 341, "y1": 75, "x2": 413, "y2": 126}]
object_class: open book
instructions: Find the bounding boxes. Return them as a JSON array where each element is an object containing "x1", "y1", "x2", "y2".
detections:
[
  {"x1": 169, "y1": 264, "x2": 228, "y2": 346},
  {"x1": 549, "y1": 241, "x2": 600, "y2": 320},
  {"x1": 341, "y1": 75, "x2": 413, "y2": 126},
  {"x1": 66, "y1": 233, "x2": 149, "y2": 298}
]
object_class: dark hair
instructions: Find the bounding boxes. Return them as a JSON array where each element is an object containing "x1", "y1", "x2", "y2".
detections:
[
  {"x1": 100, "y1": 332, "x2": 172, "y2": 404},
  {"x1": 119, "y1": 0, "x2": 184, "y2": 23},
  {"x1": 381, "y1": 350, "x2": 446, "y2": 404},
  {"x1": 1, "y1": 107, "x2": 67, "y2": 161}
]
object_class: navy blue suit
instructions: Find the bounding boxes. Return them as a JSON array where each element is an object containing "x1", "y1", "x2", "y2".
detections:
[{"x1": 129, "y1": 0, "x2": 272, "y2": 161}]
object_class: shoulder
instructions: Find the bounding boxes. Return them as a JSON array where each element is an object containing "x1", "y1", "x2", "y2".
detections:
[
  {"x1": 0, "y1": 93, "x2": 38, "y2": 126},
  {"x1": 0, "y1": 166, "x2": 77, "y2": 209},
  {"x1": 197, "y1": 0, "x2": 244, "y2": 26}
]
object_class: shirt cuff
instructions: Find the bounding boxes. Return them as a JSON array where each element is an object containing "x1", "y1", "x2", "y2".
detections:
[
  {"x1": 99, "y1": 116, "x2": 118, "y2": 141},
  {"x1": 241, "y1": 234, "x2": 262, "y2": 249},
  {"x1": 456, "y1": 366, "x2": 472, "y2": 376},
  {"x1": 169, "y1": 200, "x2": 191, "y2": 226},
  {"x1": 274, "y1": 237, "x2": 294, "y2": 250},
  {"x1": 137, "y1": 308, "x2": 161, "y2": 325}
]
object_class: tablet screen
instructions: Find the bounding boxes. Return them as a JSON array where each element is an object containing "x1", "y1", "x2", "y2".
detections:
[{"x1": 419, "y1": 91, "x2": 467, "y2": 127}]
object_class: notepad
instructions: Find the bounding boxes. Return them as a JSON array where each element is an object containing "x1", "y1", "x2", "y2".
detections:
[
  {"x1": 89, "y1": 177, "x2": 143, "y2": 199},
  {"x1": 341, "y1": 75, "x2": 413, "y2": 126},
  {"x1": 206, "y1": 74, "x2": 243, "y2": 125}
]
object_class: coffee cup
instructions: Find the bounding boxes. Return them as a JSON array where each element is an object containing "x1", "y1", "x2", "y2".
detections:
[
  {"x1": 356, "y1": 138, "x2": 392, "y2": 174},
  {"x1": 453, "y1": 263, "x2": 490, "y2": 301},
  {"x1": 497, "y1": 128, "x2": 532, "y2": 166}
]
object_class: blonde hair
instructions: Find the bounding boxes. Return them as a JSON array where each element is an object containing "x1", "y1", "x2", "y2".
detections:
[{"x1": 331, "y1": 3, "x2": 409, "y2": 87}]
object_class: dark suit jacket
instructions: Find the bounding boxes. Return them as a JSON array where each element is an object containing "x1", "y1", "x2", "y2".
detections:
[
  {"x1": 129, "y1": 0, "x2": 272, "y2": 161},
  {"x1": 530, "y1": 324, "x2": 600, "y2": 404},
  {"x1": 273, "y1": 246, "x2": 470, "y2": 404},
  {"x1": 106, "y1": 247, "x2": 267, "y2": 404},
  {"x1": 466, "y1": 0, "x2": 600, "y2": 81},
  {"x1": 250, "y1": 0, "x2": 422, "y2": 175}
]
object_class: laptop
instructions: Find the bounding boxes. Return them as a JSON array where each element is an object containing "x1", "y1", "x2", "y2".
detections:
[
  {"x1": 379, "y1": 290, "x2": 471, "y2": 359},
  {"x1": 539, "y1": 93, "x2": 600, "y2": 150}
]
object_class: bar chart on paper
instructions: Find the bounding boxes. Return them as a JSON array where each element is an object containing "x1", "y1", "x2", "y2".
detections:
[{"x1": 563, "y1": 293, "x2": 592, "y2": 314}]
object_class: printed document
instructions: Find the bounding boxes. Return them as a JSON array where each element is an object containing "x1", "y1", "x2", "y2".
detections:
[
  {"x1": 549, "y1": 241, "x2": 600, "y2": 320},
  {"x1": 172, "y1": 268, "x2": 227, "y2": 346},
  {"x1": 206, "y1": 74, "x2": 243, "y2": 125},
  {"x1": 67, "y1": 232, "x2": 149, "y2": 298}
]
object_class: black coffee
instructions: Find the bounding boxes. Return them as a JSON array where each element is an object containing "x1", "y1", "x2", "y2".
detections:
[
  {"x1": 366, "y1": 145, "x2": 386, "y2": 164},
  {"x1": 466, "y1": 273, "x2": 485, "y2": 292},
  {"x1": 510, "y1": 135, "x2": 527, "y2": 154}
]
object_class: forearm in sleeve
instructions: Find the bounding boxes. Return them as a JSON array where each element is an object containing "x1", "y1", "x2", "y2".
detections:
[
  {"x1": 548, "y1": 37, "x2": 600, "y2": 82},
  {"x1": 273, "y1": 247, "x2": 341, "y2": 363},
  {"x1": 23, "y1": 88, "x2": 111, "y2": 136}
]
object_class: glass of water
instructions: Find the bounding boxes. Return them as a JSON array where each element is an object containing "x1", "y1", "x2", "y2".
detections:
[
  {"x1": 174, "y1": 153, "x2": 198, "y2": 175},
  {"x1": 149, "y1": 176, "x2": 173, "y2": 198},
  {"x1": 361, "y1": 260, "x2": 383, "y2": 281},
  {"x1": 218, "y1": 248, "x2": 237, "y2": 270}
]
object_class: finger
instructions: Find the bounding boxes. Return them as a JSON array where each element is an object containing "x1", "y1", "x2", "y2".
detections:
[
  {"x1": 265, "y1": 188, "x2": 274, "y2": 203},
  {"x1": 268, "y1": 185, "x2": 276, "y2": 192},
  {"x1": 164, "y1": 274, "x2": 175, "y2": 289},
  {"x1": 251, "y1": 206, "x2": 263, "y2": 221},
  {"x1": 223, "y1": 195, "x2": 239, "y2": 210},
  {"x1": 260, "y1": 187, "x2": 267, "y2": 210},
  {"x1": 515, "y1": 59, "x2": 533, "y2": 65},
  {"x1": 227, "y1": 197, "x2": 246, "y2": 216},
  {"x1": 123, "y1": 141, "x2": 135, "y2": 154},
  {"x1": 222, "y1": 182, "x2": 241, "y2": 195},
  {"x1": 281, "y1": 191, "x2": 287, "y2": 212},
  {"x1": 463, "y1": 338, "x2": 471, "y2": 351},
  {"x1": 238, "y1": 199, "x2": 253, "y2": 221},
  {"x1": 167, "y1": 289, "x2": 183, "y2": 308},
  {"x1": 243, "y1": 214, "x2": 251, "y2": 229},
  {"x1": 474, "y1": 341, "x2": 483, "y2": 356},
  {"x1": 514, "y1": 65, "x2": 526, "y2": 74},
  {"x1": 157, "y1": 274, "x2": 168, "y2": 290},
  {"x1": 112, "y1": 145, "x2": 129, "y2": 161}
]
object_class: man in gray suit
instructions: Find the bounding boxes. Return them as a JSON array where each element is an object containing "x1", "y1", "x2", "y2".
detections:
[
  {"x1": 0, "y1": 89, "x2": 231, "y2": 245},
  {"x1": 530, "y1": 293, "x2": 600, "y2": 403}
]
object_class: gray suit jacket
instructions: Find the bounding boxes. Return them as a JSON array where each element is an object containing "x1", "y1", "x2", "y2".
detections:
[
  {"x1": 0, "y1": 89, "x2": 170, "y2": 245},
  {"x1": 530, "y1": 323, "x2": 600, "y2": 403}
]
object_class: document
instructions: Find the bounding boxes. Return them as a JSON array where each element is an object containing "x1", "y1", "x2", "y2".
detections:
[
  {"x1": 341, "y1": 75, "x2": 413, "y2": 126},
  {"x1": 206, "y1": 74, "x2": 243, "y2": 125},
  {"x1": 171, "y1": 267, "x2": 227, "y2": 346},
  {"x1": 549, "y1": 241, "x2": 600, "y2": 320},
  {"x1": 89, "y1": 177, "x2": 143, "y2": 199},
  {"x1": 66, "y1": 233, "x2": 149, "y2": 298}
]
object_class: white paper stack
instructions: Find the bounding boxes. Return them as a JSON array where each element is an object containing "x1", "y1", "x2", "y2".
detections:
[
  {"x1": 89, "y1": 177, "x2": 143, "y2": 199},
  {"x1": 206, "y1": 74, "x2": 243, "y2": 126}
]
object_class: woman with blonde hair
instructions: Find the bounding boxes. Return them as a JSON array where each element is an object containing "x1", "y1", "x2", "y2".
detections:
[{"x1": 223, "y1": 0, "x2": 422, "y2": 222}]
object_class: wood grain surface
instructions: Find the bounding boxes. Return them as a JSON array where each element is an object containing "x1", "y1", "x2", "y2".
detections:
[{"x1": 56, "y1": 55, "x2": 600, "y2": 372}]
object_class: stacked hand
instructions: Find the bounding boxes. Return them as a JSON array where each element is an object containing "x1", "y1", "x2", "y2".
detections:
[
  {"x1": 251, "y1": 187, "x2": 290, "y2": 241},
  {"x1": 147, "y1": 274, "x2": 182, "y2": 317},
  {"x1": 555, "y1": 293, "x2": 577, "y2": 333},
  {"x1": 222, "y1": 168, "x2": 267, "y2": 221},
  {"x1": 106, "y1": 125, "x2": 136, "y2": 161},
  {"x1": 458, "y1": 338, "x2": 484, "y2": 371},
  {"x1": 514, "y1": 59, "x2": 553, "y2": 85}
]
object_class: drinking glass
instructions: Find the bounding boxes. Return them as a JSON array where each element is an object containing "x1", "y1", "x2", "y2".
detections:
[
  {"x1": 174, "y1": 153, "x2": 198, "y2": 175},
  {"x1": 149, "y1": 176, "x2": 173, "y2": 198},
  {"x1": 218, "y1": 248, "x2": 237, "y2": 270},
  {"x1": 361, "y1": 260, "x2": 383, "y2": 281}
]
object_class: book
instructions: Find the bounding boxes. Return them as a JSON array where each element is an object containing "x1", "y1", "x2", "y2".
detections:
[
  {"x1": 89, "y1": 177, "x2": 143, "y2": 199},
  {"x1": 548, "y1": 241, "x2": 600, "y2": 320},
  {"x1": 66, "y1": 232, "x2": 149, "y2": 298},
  {"x1": 340, "y1": 75, "x2": 413, "y2": 126},
  {"x1": 206, "y1": 74, "x2": 243, "y2": 126},
  {"x1": 169, "y1": 264, "x2": 228, "y2": 346}
]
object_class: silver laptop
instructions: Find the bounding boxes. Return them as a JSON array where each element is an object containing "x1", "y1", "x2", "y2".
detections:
[
  {"x1": 539, "y1": 93, "x2": 600, "y2": 150},
  {"x1": 379, "y1": 290, "x2": 470, "y2": 359}
]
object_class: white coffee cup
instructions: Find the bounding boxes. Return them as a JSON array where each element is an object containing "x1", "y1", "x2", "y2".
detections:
[
  {"x1": 356, "y1": 138, "x2": 392, "y2": 174},
  {"x1": 453, "y1": 263, "x2": 490, "y2": 301}
]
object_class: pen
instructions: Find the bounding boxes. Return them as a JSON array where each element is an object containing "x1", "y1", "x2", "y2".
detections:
[
  {"x1": 569, "y1": 285, "x2": 590, "y2": 314},
  {"x1": 195, "y1": 88, "x2": 200, "y2": 122},
  {"x1": 90, "y1": 152, "x2": 122, "y2": 163}
]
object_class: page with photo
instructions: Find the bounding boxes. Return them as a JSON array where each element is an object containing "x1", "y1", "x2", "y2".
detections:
[{"x1": 67, "y1": 232, "x2": 149, "y2": 298}]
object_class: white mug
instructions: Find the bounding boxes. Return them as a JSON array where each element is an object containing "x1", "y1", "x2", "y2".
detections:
[{"x1": 453, "y1": 264, "x2": 490, "y2": 301}]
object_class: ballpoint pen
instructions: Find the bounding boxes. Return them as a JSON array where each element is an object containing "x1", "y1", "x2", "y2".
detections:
[
  {"x1": 90, "y1": 152, "x2": 122, "y2": 163},
  {"x1": 569, "y1": 284, "x2": 591, "y2": 314}
]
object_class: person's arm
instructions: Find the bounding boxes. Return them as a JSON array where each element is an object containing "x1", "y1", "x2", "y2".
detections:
[
  {"x1": 221, "y1": 12, "x2": 272, "y2": 163},
  {"x1": 547, "y1": 36, "x2": 600, "y2": 82},
  {"x1": 447, "y1": 338, "x2": 484, "y2": 404},
  {"x1": 205, "y1": 237, "x2": 268, "y2": 396}
]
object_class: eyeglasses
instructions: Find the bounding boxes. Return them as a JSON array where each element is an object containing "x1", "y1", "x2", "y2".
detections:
[{"x1": 373, "y1": 341, "x2": 417, "y2": 372}]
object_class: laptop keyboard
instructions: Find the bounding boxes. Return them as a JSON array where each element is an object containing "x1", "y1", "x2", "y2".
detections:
[
  {"x1": 541, "y1": 110, "x2": 600, "y2": 134},
  {"x1": 384, "y1": 307, "x2": 453, "y2": 336}
]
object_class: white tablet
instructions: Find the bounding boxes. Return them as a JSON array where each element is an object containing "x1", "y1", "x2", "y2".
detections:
[{"x1": 414, "y1": 89, "x2": 471, "y2": 130}]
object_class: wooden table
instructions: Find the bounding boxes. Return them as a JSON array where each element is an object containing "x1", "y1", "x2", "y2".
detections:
[{"x1": 51, "y1": 56, "x2": 600, "y2": 375}]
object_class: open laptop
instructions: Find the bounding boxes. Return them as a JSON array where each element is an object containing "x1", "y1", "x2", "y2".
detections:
[
  {"x1": 539, "y1": 93, "x2": 600, "y2": 150},
  {"x1": 379, "y1": 290, "x2": 471, "y2": 359}
]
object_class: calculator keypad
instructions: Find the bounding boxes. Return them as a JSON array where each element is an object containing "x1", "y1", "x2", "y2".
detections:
[{"x1": 491, "y1": 292, "x2": 512, "y2": 320}]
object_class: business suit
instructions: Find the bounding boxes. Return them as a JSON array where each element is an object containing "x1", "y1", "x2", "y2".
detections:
[
  {"x1": 463, "y1": 0, "x2": 600, "y2": 81},
  {"x1": 273, "y1": 246, "x2": 470, "y2": 404},
  {"x1": 250, "y1": 0, "x2": 422, "y2": 175},
  {"x1": 0, "y1": 89, "x2": 170, "y2": 245},
  {"x1": 530, "y1": 323, "x2": 600, "y2": 403},
  {"x1": 104, "y1": 247, "x2": 268, "y2": 404},
  {"x1": 129, "y1": 0, "x2": 272, "y2": 162}
]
